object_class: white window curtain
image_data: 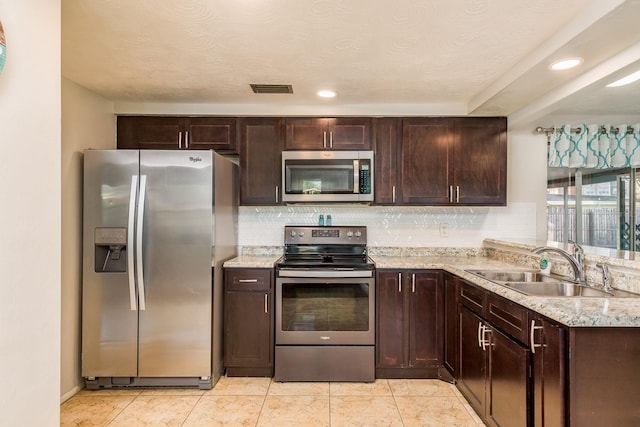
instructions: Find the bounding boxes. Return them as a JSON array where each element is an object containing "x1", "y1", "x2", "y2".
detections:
[{"x1": 548, "y1": 123, "x2": 640, "y2": 168}]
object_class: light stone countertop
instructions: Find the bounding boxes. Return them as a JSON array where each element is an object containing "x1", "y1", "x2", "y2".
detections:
[
  {"x1": 223, "y1": 254, "x2": 281, "y2": 268},
  {"x1": 224, "y1": 253, "x2": 640, "y2": 328}
]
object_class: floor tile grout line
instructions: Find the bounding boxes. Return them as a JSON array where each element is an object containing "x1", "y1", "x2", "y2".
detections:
[
  {"x1": 179, "y1": 392, "x2": 206, "y2": 426},
  {"x1": 104, "y1": 392, "x2": 139, "y2": 426},
  {"x1": 388, "y1": 380, "x2": 407, "y2": 427},
  {"x1": 328, "y1": 381, "x2": 332, "y2": 427},
  {"x1": 254, "y1": 377, "x2": 272, "y2": 427}
]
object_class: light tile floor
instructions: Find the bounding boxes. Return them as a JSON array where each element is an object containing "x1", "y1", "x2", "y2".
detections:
[{"x1": 61, "y1": 377, "x2": 486, "y2": 426}]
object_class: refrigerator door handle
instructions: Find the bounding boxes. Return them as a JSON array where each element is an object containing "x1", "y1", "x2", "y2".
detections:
[
  {"x1": 127, "y1": 175, "x2": 139, "y2": 311},
  {"x1": 136, "y1": 175, "x2": 148, "y2": 311}
]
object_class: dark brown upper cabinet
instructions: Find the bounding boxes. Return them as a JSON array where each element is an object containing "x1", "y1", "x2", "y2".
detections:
[
  {"x1": 117, "y1": 116, "x2": 239, "y2": 153},
  {"x1": 452, "y1": 117, "x2": 507, "y2": 205},
  {"x1": 239, "y1": 118, "x2": 283, "y2": 205},
  {"x1": 285, "y1": 118, "x2": 372, "y2": 150},
  {"x1": 374, "y1": 117, "x2": 507, "y2": 206}
]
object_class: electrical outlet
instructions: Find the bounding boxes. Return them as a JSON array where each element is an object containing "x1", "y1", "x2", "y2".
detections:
[{"x1": 440, "y1": 223, "x2": 449, "y2": 238}]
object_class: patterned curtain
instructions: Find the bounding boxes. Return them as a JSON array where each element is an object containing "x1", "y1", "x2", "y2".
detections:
[{"x1": 548, "y1": 124, "x2": 640, "y2": 168}]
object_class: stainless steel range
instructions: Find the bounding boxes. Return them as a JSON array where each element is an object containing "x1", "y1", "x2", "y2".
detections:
[{"x1": 274, "y1": 225, "x2": 375, "y2": 382}]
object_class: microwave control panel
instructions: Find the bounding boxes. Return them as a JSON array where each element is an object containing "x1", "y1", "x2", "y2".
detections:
[{"x1": 359, "y1": 161, "x2": 371, "y2": 194}]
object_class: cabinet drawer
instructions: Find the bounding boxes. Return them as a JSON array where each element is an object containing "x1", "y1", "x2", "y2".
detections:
[
  {"x1": 486, "y1": 293, "x2": 529, "y2": 344},
  {"x1": 459, "y1": 281, "x2": 485, "y2": 315},
  {"x1": 225, "y1": 269, "x2": 272, "y2": 291}
]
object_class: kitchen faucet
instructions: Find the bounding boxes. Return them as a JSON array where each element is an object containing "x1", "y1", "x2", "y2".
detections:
[
  {"x1": 532, "y1": 240, "x2": 585, "y2": 284},
  {"x1": 596, "y1": 263, "x2": 612, "y2": 291}
]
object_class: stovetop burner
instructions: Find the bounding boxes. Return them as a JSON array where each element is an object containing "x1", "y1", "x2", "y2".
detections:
[{"x1": 277, "y1": 225, "x2": 373, "y2": 270}]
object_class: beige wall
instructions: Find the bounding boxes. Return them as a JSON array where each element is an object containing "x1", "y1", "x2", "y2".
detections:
[
  {"x1": 507, "y1": 130, "x2": 548, "y2": 240},
  {"x1": 60, "y1": 78, "x2": 115, "y2": 401},
  {"x1": 0, "y1": 1, "x2": 62, "y2": 425}
]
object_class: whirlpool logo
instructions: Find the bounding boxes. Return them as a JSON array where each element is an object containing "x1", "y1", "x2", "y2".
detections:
[{"x1": 189, "y1": 156, "x2": 202, "y2": 163}]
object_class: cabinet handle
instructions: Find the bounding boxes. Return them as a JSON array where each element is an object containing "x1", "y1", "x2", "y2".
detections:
[
  {"x1": 323, "y1": 131, "x2": 327, "y2": 149},
  {"x1": 456, "y1": 186, "x2": 460, "y2": 203},
  {"x1": 178, "y1": 131, "x2": 183, "y2": 149},
  {"x1": 411, "y1": 273, "x2": 416, "y2": 293},
  {"x1": 477, "y1": 322, "x2": 483, "y2": 348},
  {"x1": 330, "y1": 131, "x2": 333, "y2": 148},
  {"x1": 275, "y1": 186, "x2": 279, "y2": 204},
  {"x1": 238, "y1": 279, "x2": 258, "y2": 283},
  {"x1": 398, "y1": 272, "x2": 402, "y2": 292},
  {"x1": 185, "y1": 131, "x2": 189, "y2": 149},
  {"x1": 449, "y1": 185, "x2": 454, "y2": 203},
  {"x1": 481, "y1": 325, "x2": 492, "y2": 351},
  {"x1": 530, "y1": 320, "x2": 544, "y2": 354},
  {"x1": 264, "y1": 293, "x2": 268, "y2": 314},
  {"x1": 392, "y1": 186, "x2": 396, "y2": 203}
]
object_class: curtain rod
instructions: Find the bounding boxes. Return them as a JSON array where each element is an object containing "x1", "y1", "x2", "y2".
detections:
[{"x1": 535, "y1": 126, "x2": 634, "y2": 135}]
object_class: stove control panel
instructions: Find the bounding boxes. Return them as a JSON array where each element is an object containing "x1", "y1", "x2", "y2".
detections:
[{"x1": 284, "y1": 226, "x2": 367, "y2": 245}]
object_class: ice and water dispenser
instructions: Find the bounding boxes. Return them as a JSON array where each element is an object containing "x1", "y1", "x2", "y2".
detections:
[{"x1": 94, "y1": 227, "x2": 127, "y2": 272}]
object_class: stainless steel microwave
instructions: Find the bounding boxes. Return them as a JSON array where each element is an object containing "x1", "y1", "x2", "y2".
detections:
[{"x1": 282, "y1": 151, "x2": 374, "y2": 203}]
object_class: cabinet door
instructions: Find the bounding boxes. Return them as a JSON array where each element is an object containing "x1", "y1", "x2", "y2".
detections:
[
  {"x1": 329, "y1": 118, "x2": 372, "y2": 150},
  {"x1": 185, "y1": 117, "x2": 238, "y2": 152},
  {"x1": 487, "y1": 326, "x2": 530, "y2": 427},
  {"x1": 239, "y1": 118, "x2": 283, "y2": 205},
  {"x1": 444, "y1": 273, "x2": 459, "y2": 376},
  {"x1": 285, "y1": 118, "x2": 372, "y2": 150},
  {"x1": 533, "y1": 317, "x2": 566, "y2": 427},
  {"x1": 376, "y1": 271, "x2": 406, "y2": 368},
  {"x1": 224, "y1": 290, "x2": 272, "y2": 368},
  {"x1": 408, "y1": 271, "x2": 443, "y2": 367},
  {"x1": 374, "y1": 118, "x2": 400, "y2": 204},
  {"x1": 224, "y1": 268, "x2": 273, "y2": 372},
  {"x1": 400, "y1": 118, "x2": 452, "y2": 204},
  {"x1": 452, "y1": 117, "x2": 507, "y2": 205},
  {"x1": 285, "y1": 118, "x2": 327, "y2": 150},
  {"x1": 117, "y1": 116, "x2": 183, "y2": 149},
  {"x1": 458, "y1": 306, "x2": 487, "y2": 418}
]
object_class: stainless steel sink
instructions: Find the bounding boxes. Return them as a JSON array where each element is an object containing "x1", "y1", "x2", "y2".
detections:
[
  {"x1": 466, "y1": 269, "x2": 559, "y2": 283},
  {"x1": 466, "y1": 268, "x2": 640, "y2": 298},
  {"x1": 501, "y1": 281, "x2": 614, "y2": 297}
]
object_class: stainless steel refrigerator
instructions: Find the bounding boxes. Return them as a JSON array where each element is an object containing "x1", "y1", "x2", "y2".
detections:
[{"x1": 82, "y1": 149, "x2": 237, "y2": 389}]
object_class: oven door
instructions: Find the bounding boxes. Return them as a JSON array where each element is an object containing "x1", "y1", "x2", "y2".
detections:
[{"x1": 275, "y1": 274, "x2": 375, "y2": 346}]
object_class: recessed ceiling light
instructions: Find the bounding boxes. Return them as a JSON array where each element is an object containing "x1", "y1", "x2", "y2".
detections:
[
  {"x1": 317, "y1": 90, "x2": 337, "y2": 98},
  {"x1": 607, "y1": 70, "x2": 640, "y2": 87},
  {"x1": 549, "y1": 57, "x2": 583, "y2": 71}
]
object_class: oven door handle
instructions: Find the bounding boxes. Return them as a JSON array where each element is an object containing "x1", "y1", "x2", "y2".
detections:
[{"x1": 277, "y1": 268, "x2": 373, "y2": 278}]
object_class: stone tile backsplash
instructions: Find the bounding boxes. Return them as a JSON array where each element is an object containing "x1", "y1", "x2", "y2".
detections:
[{"x1": 238, "y1": 202, "x2": 537, "y2": 248}]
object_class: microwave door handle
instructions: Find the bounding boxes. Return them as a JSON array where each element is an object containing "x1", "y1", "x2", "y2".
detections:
[{"x1": 353, "y1": 159, "x2": 359, "y2": 193}]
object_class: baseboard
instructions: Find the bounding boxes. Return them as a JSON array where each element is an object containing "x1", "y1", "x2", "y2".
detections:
[{"x1": 60, "y1": 384, "x2": 82, "y2": 404}]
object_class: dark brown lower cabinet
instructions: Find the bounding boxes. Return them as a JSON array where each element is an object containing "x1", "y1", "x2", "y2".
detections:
[
  {"x1": 223, "y1": 268, "x2": 274, "y2": 376},
  {"x1": 443, "y1": 273, "x2": 459, "y2": 377},
  {"x1": 567, "y1": 327, "x2": 640, "y2": 426},
  {"x1": 376, "y1": 270, "x2": 444, "y2": 378},
  {"x1": 452, "y1": 274, "x2": 640, "y2": 427},
  {"x1": 531, "y1": 316, "x2": 566, "y2": 427},
  {"x1": 458, "y1": 304, "x2": 530, "y2": 427}
]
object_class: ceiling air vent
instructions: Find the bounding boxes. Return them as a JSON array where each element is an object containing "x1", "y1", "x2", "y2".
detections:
[{"x1": 250, "y1": 84, "x2": 293, "y2": 94}]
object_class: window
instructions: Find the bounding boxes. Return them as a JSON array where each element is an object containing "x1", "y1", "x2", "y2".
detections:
[{"x1": 547, "y1": 167, "x2": 640, "y2": 250}]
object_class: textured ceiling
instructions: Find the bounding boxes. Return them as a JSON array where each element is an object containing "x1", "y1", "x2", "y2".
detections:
[{"x1": 62, "y1": 0, "x2": 640, "y2": 125}]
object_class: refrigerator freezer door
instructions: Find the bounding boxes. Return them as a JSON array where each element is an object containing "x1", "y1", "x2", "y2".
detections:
[
  {"x1": 138, "y1": 150, "x2": 213, "y2": 377},
  {"x1": 82, "y1": 150, "x2": 140, "y2": 378}
]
